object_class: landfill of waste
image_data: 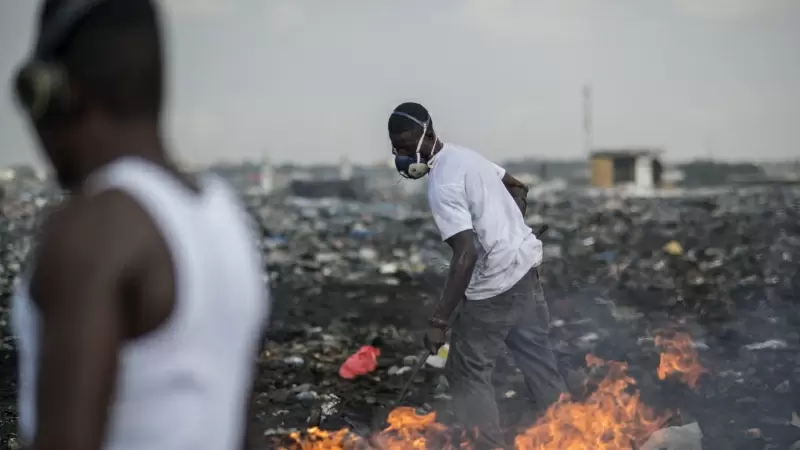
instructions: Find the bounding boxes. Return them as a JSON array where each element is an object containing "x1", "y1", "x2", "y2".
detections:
[{"x1": 1, "y1": 186, "x2": 800, "y2": 449}]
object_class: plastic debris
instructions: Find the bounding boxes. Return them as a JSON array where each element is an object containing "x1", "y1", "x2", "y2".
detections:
[
  {"x1": 3, "y1": 172, "x2": 800, "y2": 449},
  {"x1": 338, "y1": 345, "x2": 381, "y2": 379},
  {"x1": 744, "y1": 339, "x2": 788, "y2": 351},
  {"x1": 425, "y1": 343, "x2": 449, "y2": 369},
  {"x1": 663, "y1": 240, "x2": 683, "y2": 256},
  {"x1": 640, "y1": 422, "x2": 703, "y2": 450}
]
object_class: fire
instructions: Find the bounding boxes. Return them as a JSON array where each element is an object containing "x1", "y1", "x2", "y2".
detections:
[
  {"x1": 288, "y1": 428, "x2": 355, "y2": 450},
  {"x1": 513, "y1": 355, "x2": 669, "y2": 449},
  {"x1": 286, "y1": 333, "x2": 704, "y2": 450},
  {"x1": 654, "y1": 331, "x2": 706, "y2": 388},
  {"x1": 369, "y1": 407, "x2": 450, "y2": 449},
  {"x1": 287, "y1": 407, "x2": 449, "y2": 450}
]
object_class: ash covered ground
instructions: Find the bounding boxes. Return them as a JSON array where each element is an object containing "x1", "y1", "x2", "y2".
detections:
[{"x1": 1, "y1": 187, "x2": 800, "y2": 449}]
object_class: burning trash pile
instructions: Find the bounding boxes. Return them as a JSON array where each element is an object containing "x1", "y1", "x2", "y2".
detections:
[
  {"x1": 285, "y1": 331, "x2": 705, "y2": 450},
  {"x1": 1, "y1": 186, "x2": 799, "y2": 449},
  {"x1": 247, "y1": 187, "x2": 800, "y2": 449}
]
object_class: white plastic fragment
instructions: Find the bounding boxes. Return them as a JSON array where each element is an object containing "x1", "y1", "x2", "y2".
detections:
[
  {"x1": 640, "y1": 422, "x2": 703, "y2": 450},
  {"x1": 425, "y1": 344, "x2": 449, "y2": 369},
  {"x1": 743, "y1": 339, "x2": 787, "y2": 350}
]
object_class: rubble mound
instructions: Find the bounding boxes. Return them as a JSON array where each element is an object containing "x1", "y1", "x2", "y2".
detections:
[{"x1": 1, "y1": 187, "x2": 799, "y2": 449}]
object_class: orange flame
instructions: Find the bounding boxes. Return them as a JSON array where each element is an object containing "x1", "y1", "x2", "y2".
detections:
[
  {"x1": 288, "y1": 428, "x2": 356, "y2": 450},
  {"x1": 370, "y1": 407, "x2": 450, "y2": 449},
  {"x1": 655, "y1": 331, "x2": 706, "y2": 388},
  {"x1": 287, "y1": 407, "x2": 450, "y2": 450},
  {"x1": 513, "y1": 355, "x2": 669, "y2": 450},
  {"x1": 286, "y1": 335, "x2": 705, "y2": 450}
]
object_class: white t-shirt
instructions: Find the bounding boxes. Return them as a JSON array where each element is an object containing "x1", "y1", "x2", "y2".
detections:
[{"x1": 427, "y1": 143, "x2": 543, "y2": 300}]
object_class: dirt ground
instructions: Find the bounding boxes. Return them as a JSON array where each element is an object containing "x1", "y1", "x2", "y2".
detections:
[
  {"x1": 1, "y1": 280, "x2": 800, "y2": 449},
  {"x1": 248, "y1": 279, "x2": 800, "y2": 449}
]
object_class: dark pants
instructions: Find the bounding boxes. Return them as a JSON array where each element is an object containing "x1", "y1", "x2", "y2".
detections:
[{"x1": 445, "y1": 269, "x2": 567, "y2": 450}]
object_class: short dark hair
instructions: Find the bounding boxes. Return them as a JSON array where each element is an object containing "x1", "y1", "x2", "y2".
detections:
[
  {"x1": 388, "y1": 102, "x2": 433, "y2": 135},
  {"x1": 42, "y1": 0, "x2": 163, "y2": 118}
]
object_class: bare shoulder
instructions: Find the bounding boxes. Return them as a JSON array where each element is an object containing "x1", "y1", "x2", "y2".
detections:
[
  {"x1": 38, "y1": 190, "x2": 150, "y2": 255},
  {"x1": 31, "y1": 190, "x2": 153, "y2": 308}
]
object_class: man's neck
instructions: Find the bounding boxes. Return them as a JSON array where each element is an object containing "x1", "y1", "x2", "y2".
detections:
[
  {"x1": 424, "y1": 140, "x2": 445, "y2": 162},
  {"x1": 421, "y1": 139, "x2": 445, "y2": 160},
  {"x1": 433, "y1": 140, "x2": 444, "y2": 155},
  {"x1": 69, "y1": 121, "x2": 171, "y2": 192}
]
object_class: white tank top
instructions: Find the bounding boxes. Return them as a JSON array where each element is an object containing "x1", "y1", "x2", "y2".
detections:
[{"x1": 11, "y1": 157, "x2": 270, "y2": 450}]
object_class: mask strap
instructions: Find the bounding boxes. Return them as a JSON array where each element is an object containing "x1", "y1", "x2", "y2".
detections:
[
  {"x1": 428, "y1": 134, "x2": 440, "y2": 166},
  {"x1": 414, "y1": 121, "x2": 429, "y2": 165},
  {"x1": 391, "y1": 111, "x2": 427, "y2": 128}
]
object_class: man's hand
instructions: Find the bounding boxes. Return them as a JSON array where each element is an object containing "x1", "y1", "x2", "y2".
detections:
[
  {"x1": 423, "y1": 326, "x2": 447, "y2": 354},
  {"x1": 513, "y1": 195, "x2": 528, "y2": 215},
  {"x1": 426, "y1": 230, "x2": 477, "y2": 350},
  {"x1": 506, "y1": 185, "x2": 528, "y2": 215},
  {"x1": 500, "y1": 172, "x2": 529, "y2": 215}
]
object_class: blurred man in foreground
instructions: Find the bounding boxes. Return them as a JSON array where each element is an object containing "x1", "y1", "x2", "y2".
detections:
[
  {"x1": 11, "y1": 1, "x2": 269, "y2": 449},
  {"x1": 388, "y1": 102, "x2": 567, "y2": 449}
]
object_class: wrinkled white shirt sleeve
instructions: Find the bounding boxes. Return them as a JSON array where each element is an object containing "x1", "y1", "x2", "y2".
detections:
[
  {"x1": 491, "y1": 162, "x2": 506, "y2": 178},
  {"x1": 429, "y1": 184, "x2": 473, "y2": 242}
]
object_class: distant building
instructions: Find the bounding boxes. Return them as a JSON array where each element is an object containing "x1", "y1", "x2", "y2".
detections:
[
  {"x1": 205, "y1": 162, "x2": 263, "y2": 192},
  {"x1": 288, "y1": 176, "x2": 367, "y2": 200},
  {"x1": 661, "y1": 168, "x2": 684, "y2": 189},
  {"x1": 259, "y1": 158, "x2": 274, "y2": 194},
  {"x1": 589, "y1": 148, "x2": 663, "y2": 190},
  {"x1": 339, "y1": 156, "x2": 353, "y2": 180}
]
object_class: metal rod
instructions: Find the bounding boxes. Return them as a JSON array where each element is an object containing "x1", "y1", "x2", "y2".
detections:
[{"x1": 394, "y1": 349, "x2": 431, "y2": 405}]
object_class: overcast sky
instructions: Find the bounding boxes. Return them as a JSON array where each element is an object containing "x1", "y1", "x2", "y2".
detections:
[{"x1": 1, "y1": 0, "x2": 798, "y2": 168}]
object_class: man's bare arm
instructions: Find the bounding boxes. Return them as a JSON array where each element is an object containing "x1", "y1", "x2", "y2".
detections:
[
  {"x1": 501, "y1": 172, "x2": 526, "y2": 189},
  {"x1": 430, "y1": 230, "x2": 478, "y2": 324},
  {"x1": 501, "y1": 172, "x2": 529, "y2": 214},
  {"x1": 29, "y1": 195, "x2": 133, "y2": 450}
]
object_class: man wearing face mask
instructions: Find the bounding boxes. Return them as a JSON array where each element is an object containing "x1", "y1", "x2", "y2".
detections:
[{"x1": 388, "y1": 102, "x2": 567, "y2": 449}]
